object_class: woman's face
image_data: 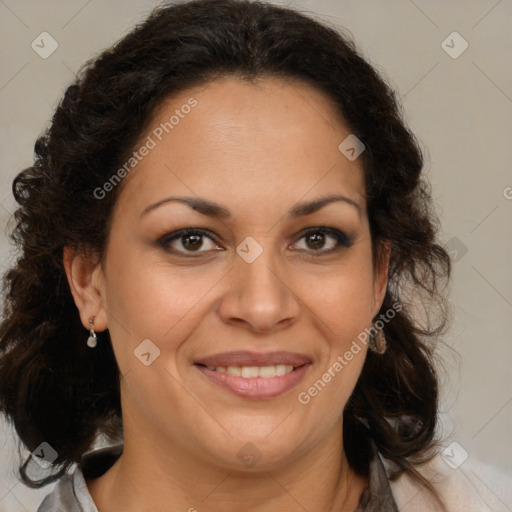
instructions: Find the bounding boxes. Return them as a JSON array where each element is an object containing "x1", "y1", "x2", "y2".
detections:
[{"x1": 76, "y1": 76, "x2": 389, "y2": 471}]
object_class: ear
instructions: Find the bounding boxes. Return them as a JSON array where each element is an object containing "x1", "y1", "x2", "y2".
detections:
[
  {"x1": 63, "y1": 247, "x2": 108, "y2": 331},
  {"x1": 371, "y1": 239, "x2": 391, "y2": 318}
]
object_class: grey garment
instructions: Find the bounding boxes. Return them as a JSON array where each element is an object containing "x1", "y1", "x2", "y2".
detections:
[
  {"x1": 36, "y1": 444, "x2": 123, "y2": 512},
  {"x1": 35, "y1": 471, "x2": 97, "y2": 512},
  {"x1": 36, "y1": 442, "x2": 399, "y2": 511}
]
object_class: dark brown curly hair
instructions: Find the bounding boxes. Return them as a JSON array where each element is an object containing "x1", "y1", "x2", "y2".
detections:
[{"x1": 0, "y1": 0, "x2": 451, "y2": 507}]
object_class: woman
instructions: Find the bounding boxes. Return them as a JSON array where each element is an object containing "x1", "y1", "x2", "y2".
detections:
[{"x1": 0, "y1": 0, "x2": 509, "y2": 510}]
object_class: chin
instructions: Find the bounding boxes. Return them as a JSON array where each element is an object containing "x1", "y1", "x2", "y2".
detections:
[{"x1": 201, "y1": 427, "x2": 310, "y2": 472}]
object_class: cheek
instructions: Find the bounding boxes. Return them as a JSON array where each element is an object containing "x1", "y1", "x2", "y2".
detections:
[
  {"x1": 305, "y1": 276, "x2": 372, "y2": 318},
  {"x1": 102, "y1": 250, "x2": 225, "y2": 352},
  {"x1": 291, "y1": 252, "x2": 375, "y2": 406},
  {"x1": 292, "y1": 256, "x2": 376, "y2": 340}
]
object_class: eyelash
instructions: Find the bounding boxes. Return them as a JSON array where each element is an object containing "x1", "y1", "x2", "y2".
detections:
[{"x1": 157, "y1": 227, "x2": 354, "y2": 257}]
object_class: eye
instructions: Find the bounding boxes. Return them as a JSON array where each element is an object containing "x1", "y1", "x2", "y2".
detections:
[
  {"x1": 157, "y1": 226, "x2": 354, "y2": 257},
  {"x1": 157, "y1": 228, "x2": 222, "y2": 255},
  {"x1": 292, "y1": 227, "x2": 354, "y2": 254}
]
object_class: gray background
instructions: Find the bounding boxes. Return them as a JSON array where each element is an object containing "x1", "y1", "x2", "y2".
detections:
[{"x1": 1, "y1": 0, "x2": 511, "y2": 510}]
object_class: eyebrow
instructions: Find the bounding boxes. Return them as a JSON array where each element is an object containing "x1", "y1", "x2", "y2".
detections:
[{"x1": 139, "y1": 193, "x2": 362, "y2": 219}]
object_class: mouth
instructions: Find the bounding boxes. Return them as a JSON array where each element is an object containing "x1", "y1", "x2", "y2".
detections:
[{"x1": 193, "y1": 351, "x2": 312, "y2": 399}]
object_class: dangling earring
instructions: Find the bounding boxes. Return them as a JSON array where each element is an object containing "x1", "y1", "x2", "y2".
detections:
[
  {"x1": 87, "y1": 317, "x2": 97, "y2": 348},
  {"x1": 369, "y1": 326, "x2": 387, "y2": 354}
]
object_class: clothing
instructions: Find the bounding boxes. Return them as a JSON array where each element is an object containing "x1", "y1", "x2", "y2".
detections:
[{"x1": 36, "y1": 443, "x2": 512, "y2": 511}]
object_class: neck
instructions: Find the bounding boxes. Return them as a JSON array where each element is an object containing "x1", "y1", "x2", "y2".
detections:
[{"x1": 87, "y1": 419, "x2": 367, "y2": 512}]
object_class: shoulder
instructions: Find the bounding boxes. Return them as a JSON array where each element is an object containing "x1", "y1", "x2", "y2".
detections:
[{"x1": 386, "y1": 451, "x2": 512, "y2": 512}]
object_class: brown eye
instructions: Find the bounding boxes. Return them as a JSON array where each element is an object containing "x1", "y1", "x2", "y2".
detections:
[
  {"x1": 305, "y1": 232, "x2": 328, "y2": 250},
  {"x1": 293, "y1": 227, "x2": 354, "y2": 254},
  {"x1": 181, "y1": 233, "x2": 203, "y2": 251},
  {"x1": 158, "y1": 229, "x2": 221, "y2": 255}
]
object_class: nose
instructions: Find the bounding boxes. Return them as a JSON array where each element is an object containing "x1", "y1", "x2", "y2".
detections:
[{"x1": 217, "y1": 243, "x2": 301, "y2": 334}]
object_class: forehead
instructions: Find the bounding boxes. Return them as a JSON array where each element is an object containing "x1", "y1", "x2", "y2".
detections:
[{"x1": 113, "y1": 75, "x2": 366, "y2": 221}]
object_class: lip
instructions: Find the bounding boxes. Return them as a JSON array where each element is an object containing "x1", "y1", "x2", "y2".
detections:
[
  {"x1": 193, "y1": 350, "x2": 312, "y2": 399},
  {"x1": 195, "y1": 363, "x2": 311, "y2": 399}
]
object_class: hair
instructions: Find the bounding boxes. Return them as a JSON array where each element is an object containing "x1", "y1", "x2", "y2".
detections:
[{"x1": 0, "y1": 0, "x2": 451, "y2": 507}]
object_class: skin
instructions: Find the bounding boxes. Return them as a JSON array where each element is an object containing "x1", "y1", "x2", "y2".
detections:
[{"x1": 64, "y1": 75, "x2": 390, "y2": 512}]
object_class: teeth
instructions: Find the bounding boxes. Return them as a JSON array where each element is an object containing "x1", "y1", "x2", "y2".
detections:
[
  {"x1": 276, "y1": 364, "x2": 288, "y2": 376},
  {"x1": 241, "y1": 366, "x2": 259, "y2": 378},
  {"x1": 206, "y1": 364, "x2": 294, "y2": 378},
  {"x1": 227, "y1": 366, "x2": 241, "y2": 376},
  {"x1": 259, "y1": 365, "x2": 277, "y2": 378}
]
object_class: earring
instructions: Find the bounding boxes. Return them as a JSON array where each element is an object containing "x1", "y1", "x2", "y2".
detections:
[
  {"x1": 87, "y1": 317, "x2": 97, "y2": 348},
  {"x1": 369, "y1": 326, "x2": 387, "y2": 354}
]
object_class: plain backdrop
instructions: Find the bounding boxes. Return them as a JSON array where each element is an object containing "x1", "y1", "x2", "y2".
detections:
[{"x1": 1, "y1": 1, "x2": 511, "y2": 510}]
